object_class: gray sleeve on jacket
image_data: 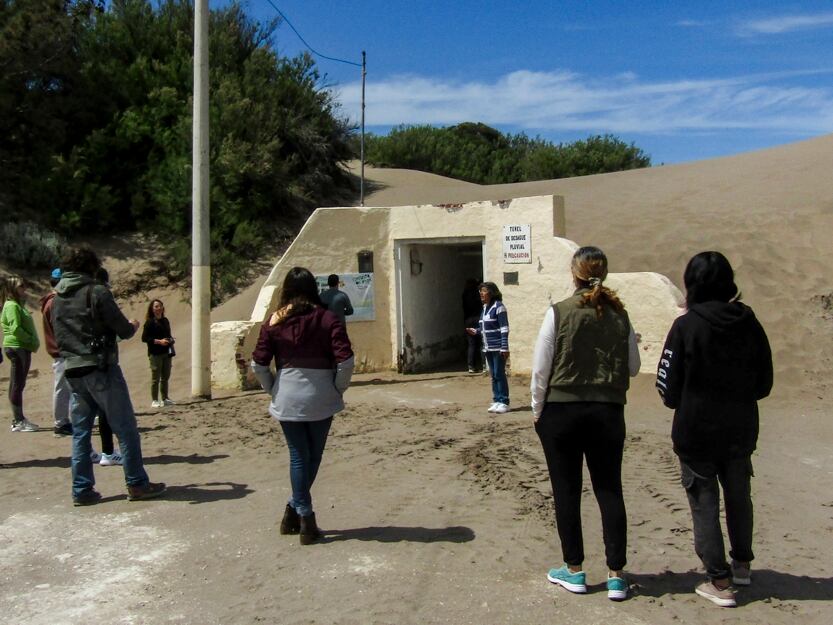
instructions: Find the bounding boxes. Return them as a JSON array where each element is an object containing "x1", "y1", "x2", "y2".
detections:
[
  {"x1": 95, "y1": 286, "x2": 136, "y2": 340},
  {"x1": 251, "y1": 362, "x2": 275, "y2": 394},
  {"x1": 334, "y1": 355, "x2": 355, "y2": 394}
]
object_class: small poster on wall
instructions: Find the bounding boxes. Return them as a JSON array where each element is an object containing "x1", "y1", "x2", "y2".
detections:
[
  {"x1": 503, "y1": 224, "x2": 532, "y2": 263},
  {"x1": 316, "y1": 273, "x2": 375, "y2": 321}
]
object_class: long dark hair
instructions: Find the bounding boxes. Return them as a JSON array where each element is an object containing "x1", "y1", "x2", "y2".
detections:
[
  {"x1": 683, "y1": 251, "x2": 739, "y2": 308},
  {"x1": 571, "y1": 246, "x2": 625, "y2": 318},
  {"x1": 145, "y1": 298, "x2": 165, "y2": 322},
  {"x1": 272, "y1": 267, "x2": 323, "y2": 325}
]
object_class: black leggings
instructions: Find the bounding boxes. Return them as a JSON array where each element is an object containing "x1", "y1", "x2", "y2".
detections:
[
  {"x1": 4, "y1": 347, "x2": 30, "y2": 408},
  {"x1": 535, "y1": 401, "x2": 628, "y2": 571}
]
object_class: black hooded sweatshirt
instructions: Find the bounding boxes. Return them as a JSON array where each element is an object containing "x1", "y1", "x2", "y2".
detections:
[{"x1": 656, "y1": 300, "x2": 773, "y2": 462}]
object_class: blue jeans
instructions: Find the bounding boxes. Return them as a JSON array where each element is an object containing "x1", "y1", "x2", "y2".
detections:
[
  {"x1": 483, "y1": 351, "x2": 509, "y2": 404},
  {"x1": 67, "y1": 365, "x2": 149, "y2": 498},
  {"x1": 280, "y1": 417, "x2": 333, "y2": 517}
]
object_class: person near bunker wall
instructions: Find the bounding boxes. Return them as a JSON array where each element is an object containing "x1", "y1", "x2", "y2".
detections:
[
  {"x1": 656, "y1": 251, "x2": 772, "y2": 608},
  {"x1": 251, "y1": 266, "x2": 354, "y2": 545},
  {"x1": 466, "y1": 281, "x2": 509, "y2": 413},
  {"x1": 530, "y1": 246, "x2": 640, "y2": 601}
]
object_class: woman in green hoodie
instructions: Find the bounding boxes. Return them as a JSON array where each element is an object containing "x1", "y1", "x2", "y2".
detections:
[{"x1": 1, "y1": 276, "x2": 41, "y2": 431}]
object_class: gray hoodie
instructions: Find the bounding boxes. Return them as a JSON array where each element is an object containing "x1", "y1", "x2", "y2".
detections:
[{"x1": 52, "y1": 272, "x2": 136, "y2": 371}]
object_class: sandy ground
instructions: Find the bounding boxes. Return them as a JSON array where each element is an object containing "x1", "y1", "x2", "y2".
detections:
[
  {"x1": 1, "y1": 372, "x2": 832, "y2": 624},
  {"x1": 2, "y1": 135, "x2": 833, "y2": 623}
]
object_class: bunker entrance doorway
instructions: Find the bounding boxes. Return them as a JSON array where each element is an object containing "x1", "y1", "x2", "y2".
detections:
[{"x1": 395, "y1": 238, "x2": 484, "y2": 373}]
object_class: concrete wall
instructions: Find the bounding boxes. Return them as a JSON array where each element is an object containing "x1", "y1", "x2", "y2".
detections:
[{"x1": 210, "y1": 194, "x2": 683, "y2": 389}]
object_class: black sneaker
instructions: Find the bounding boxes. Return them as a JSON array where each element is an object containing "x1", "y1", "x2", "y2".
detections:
[
  {"x1": 53, "y1": 423, "x2": 73, "y2": 437},
  {"x1": 73, "y1": 490, "x2": 102, "y2": 506},
  {"x1": 127, "y1": 482, "x2": 167, "y2": 501}
]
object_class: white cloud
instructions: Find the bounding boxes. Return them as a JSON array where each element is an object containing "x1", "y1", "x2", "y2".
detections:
[
  {"x1": 738, "y1": 12, "x2": 833, "y2": 35},
  {"x1": 337, "y1": 69, "x2": 833, "y2": 135}
]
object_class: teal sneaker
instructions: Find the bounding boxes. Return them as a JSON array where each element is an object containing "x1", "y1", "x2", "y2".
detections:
[
  {"x1": 547, "y1": 565, "x2": 587, "y2": 593},
  {"x1": 607, "y1": 574, "x2": 628, "y2": 601}
]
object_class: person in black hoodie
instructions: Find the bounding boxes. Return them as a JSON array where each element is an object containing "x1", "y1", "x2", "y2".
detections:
[{"x1": 657, "y1": 251, "x2": 772, "y2": 608}]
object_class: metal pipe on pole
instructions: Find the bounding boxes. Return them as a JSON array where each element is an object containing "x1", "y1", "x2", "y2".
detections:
[
  {"x1": 191, "y1": 0, "x2": 211, "y2": 398},
  {"x1": 360, "y1": 50, "x2": 366, "y2": 207}
]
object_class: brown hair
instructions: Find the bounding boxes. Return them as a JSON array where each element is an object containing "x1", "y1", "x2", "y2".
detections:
[
  {"x1": 270, "y1": 267, "x2": 323, "y2": 326},
  {"x1": 570, "y1": 246, "x2": 625, "y2": 318},
  {"x1": 146, "y1": 299, "x2": 165, "y2": 322}
]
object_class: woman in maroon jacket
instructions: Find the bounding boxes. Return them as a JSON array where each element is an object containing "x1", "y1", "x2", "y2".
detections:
[{"x1": 251, "y1": 267, "x2": 354, "y2": 544}]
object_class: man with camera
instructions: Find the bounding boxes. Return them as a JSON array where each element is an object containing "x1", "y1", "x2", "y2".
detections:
[{"x1": 53, "y1": 246, "x2": 166, "y2": 506}]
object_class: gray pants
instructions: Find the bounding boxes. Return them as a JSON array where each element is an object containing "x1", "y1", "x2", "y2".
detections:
[
  {"x1": 680, "y1": 457, "x2": 755, "y2": 581},
  {"x1": 52, "y1": 358, "x2": 72, "y2": 427}
]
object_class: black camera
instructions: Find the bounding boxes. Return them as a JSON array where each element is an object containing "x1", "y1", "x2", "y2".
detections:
[{"x1": 89, "y1": 335, "x2": 112, "y2": 371}]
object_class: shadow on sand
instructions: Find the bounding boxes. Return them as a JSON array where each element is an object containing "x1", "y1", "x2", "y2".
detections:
[
  {"x1": 0, "y1": 453, "x2": 228, "y2": 470},
  {"x1": 163, "y1": 481, "x2": 254, "y2": 505},
  {"x1": 629, "y1": 570, "x2": 833, "y2": 604},
  {"x1": 320, "y1": 525, "x2": 475, "y2": 544}
]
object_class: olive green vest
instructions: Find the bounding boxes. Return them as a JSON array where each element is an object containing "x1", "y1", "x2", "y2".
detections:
[{"x1": 547, "y1": 291, "x2": 631, "y2": 404}]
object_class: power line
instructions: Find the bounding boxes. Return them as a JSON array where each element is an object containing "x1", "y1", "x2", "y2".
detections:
[{"x1": 264, "y1": 1, "x2": 362, "y2": 67}]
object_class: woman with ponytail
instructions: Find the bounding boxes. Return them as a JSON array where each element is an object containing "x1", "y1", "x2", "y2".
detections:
[
  {"x1": 531, "y1": 246, "x2": 640, "y2": 601},
  {"x1": 251, "y1": 267, "x2": 354, "y2": 545}
]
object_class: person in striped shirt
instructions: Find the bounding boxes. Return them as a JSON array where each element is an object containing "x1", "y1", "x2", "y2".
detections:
[{"x1": 466, "y1": 281, "x2": 510, "y2": 413}]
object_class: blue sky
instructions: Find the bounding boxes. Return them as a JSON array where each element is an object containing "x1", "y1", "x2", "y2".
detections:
[{"x1": 241, "y1": 1, "x2": 833, "y2": 164}]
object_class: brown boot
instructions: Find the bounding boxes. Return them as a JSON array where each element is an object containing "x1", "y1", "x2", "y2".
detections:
[
  {"x1": 299, "y1": 512, "x2": 322, "y2": 545},
  {"x1": 127, "y1": 481, "x2": 167, "y2": 501},
  {"x1": 280, "y1": 504, "x2": 300, "y2": 534}
]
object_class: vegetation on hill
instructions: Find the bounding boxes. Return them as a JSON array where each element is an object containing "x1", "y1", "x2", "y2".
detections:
[
  {"x1": 0, "y1": 0, "x2": 354, "y2": 303},
  {"x1": 364, "y1": 123, "x2": 651, "y2": 184}
]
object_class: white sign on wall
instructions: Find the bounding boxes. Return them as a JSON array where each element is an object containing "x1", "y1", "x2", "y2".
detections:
[
  {"x1": 503, "y1": 224, "x2": 532, "y2": 264},
  {"x1": 316, "y1": 273, "x2": 375, "y2": 321}
]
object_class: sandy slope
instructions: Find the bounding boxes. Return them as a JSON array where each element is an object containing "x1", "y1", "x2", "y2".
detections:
[{"x1": 2, "y1": 136, "x2": 832, "y2": 624}]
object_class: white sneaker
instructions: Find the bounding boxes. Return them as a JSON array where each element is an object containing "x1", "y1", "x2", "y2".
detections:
[
  {"x1": 162, "y1": 398, "x2": 175, "y2": 406},
  {"x1": 151, "y1": 400, "x2": 162, "y2": 408},
  {"x1": 99, "y1": 452, "x2": 123, "y2": 466},
  {"x1": 90, "y1": 450, "x2": 102, "y2": 463},
  {"x1": 487, "y1": 403, "x2": 499, "y2": 412},
  {"x1": 11, "y1": 418, "x2": 40, "y2": 432},
  {"x1": 493, "y1": 403, "x2": 510, "y2": 414}
]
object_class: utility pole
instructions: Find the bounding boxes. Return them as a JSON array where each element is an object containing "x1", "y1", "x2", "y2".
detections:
[
  {"x1": 192, "y1": 0, "x2": 211, "y2": 398},
  {"x1": 360, "y1": 50, "x2": 366, "y2": 206}
]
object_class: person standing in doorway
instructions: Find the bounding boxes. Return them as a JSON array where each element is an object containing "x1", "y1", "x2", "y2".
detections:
[
  {"x1": 462, "y1": 278, "x2": 482, "y2": 373},
  {"x1": 2, "y1": 276, "x2": 40, "y2": 432},
  {"x1": 40, "y1": 268, "x2": 73, "y2": 436},
  {"x1": 466, "y1": 281, "x2": 510, "y2": 413},
  {"x1": 320, "y1": 274, "x2": 353, "y2": 325}
]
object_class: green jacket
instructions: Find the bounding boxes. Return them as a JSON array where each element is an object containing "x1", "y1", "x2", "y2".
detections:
[
  {"x1": 1, "y1": 300, "x2": 40, "y2": 352},
  {"x1": 547, "y1": 290, "x2": 631, "y2": 404}
]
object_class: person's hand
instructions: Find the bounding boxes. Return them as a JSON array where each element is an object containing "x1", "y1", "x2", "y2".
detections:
[
  {"x1": 501, "y1": 351, "x2": 510, "y2": 360},
  {"x1": 465, "y1": 327, "x2": 476, "y2": 335},
  {"x1": 130, "y1": 319, "x2": 140, "y2": 331}
]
